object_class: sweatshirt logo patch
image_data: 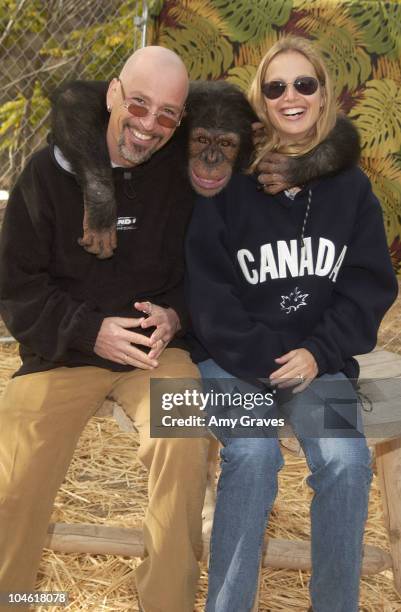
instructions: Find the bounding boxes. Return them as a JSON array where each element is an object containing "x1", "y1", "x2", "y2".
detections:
[
  {"x1": 280, "y1": 287, "x2": 309, "y2": 314},
  {"x1": 117, "y1": 216, "x2": 137, "y2": 231}
]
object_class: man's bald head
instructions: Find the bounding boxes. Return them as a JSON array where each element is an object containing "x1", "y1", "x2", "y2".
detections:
[
  {"x1": 106, "y1": 46, "x2": 189, "y2": 167},
  {"x1": 119, "y1": 46, "x2": 189, "y2": 98}
]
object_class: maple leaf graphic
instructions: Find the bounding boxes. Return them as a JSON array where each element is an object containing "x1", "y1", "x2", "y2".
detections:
[{"x1": 280, "y1": 287, "x2": 309, "y2": 314}]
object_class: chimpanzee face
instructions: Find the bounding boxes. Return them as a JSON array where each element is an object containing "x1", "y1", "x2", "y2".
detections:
[{"x1": 188, "y1": 127, "x2": 241, "y2": 197}]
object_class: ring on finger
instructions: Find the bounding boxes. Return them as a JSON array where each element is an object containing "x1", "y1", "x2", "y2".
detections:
[
  {"x1": 146, "y1": 301, "x2": 153, "y2": 315},
  {"x1": 297, "y1": 374, "x2": 305, "y2": 383}
]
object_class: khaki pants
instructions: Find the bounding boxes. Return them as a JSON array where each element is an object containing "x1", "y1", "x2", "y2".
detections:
[{"x1": 0, "y1": 349, "x2": 209, "y2": 612}]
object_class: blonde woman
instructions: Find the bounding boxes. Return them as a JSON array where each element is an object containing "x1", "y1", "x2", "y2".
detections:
[{"x1": 186, "y1": 37, "x2": 397, "y2": 612}]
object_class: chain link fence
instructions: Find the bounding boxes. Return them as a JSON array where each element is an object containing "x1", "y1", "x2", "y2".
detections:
[{"x1": 0, "y1": 0, "x2": 152, "y2": 193}]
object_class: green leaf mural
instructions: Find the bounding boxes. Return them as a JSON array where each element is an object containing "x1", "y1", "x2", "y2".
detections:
[
  {"x1": 229, "y1": 32, "x2": 280, "y2": 91},
  {"x1": 158, "y1": 2, "x2": 234, "y2": 79},
  {"x1": 159, "y1": 23, "x2": 233, "y2": 79},
  {"x1": 350, "y1": 79, "x2": 401, "y2": 157},
  {"x1": 295, "y1": 7, "x2": 372, "y2": 94},
  {"x1": 236, "y1": 31, "x2": 280, "y2": 68},
  {"x1": 226, "y1": 65, "x2": 257, "y2": 92},
  {"x1": 161, "y1": 1, "x2": 236, "y2": 40},
  {"x1": 361, "y1": 155, "x2": 401, "y2": 241},
  {"x1": 373, "y1": 55, "x2": 401, "y2": 83},
  {"x1": 347, "y1": 1, "x2": 401, "y2": 59},
  {"x1": 213, "y1": 0, "x2": 292, "y2": 44}
]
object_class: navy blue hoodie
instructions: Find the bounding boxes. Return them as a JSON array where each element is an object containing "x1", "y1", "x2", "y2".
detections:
[{"x1": 185, "y1": 167, "x2": 398, "y2": 380}]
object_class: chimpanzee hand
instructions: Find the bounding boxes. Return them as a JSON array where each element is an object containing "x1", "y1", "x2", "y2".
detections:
[
  {"x1": 256, "y1": 152, "x2": 292, "y2": 194},
  {"x1": 251, "y1": 122, "x2": 292, "y2": 194},
  {"x1": 251, "y1": 121, "x2": 266, "y2": 148},
  {"x1": 78, "y1": 206, "x2": 117, "y2": 259}
]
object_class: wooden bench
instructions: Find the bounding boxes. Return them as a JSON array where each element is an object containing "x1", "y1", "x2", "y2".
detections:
[{"x1": 45, "y1": 349, "x2": 401, "y2": 595}]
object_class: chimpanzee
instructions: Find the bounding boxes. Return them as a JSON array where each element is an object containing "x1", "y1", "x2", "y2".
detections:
[{"x1": 51, "y1": 79, "x2": 360, "y2": 259}]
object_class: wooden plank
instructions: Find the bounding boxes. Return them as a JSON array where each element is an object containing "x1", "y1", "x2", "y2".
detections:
[
  {"x1": 95, "y1": 399, "x2": 115, "y2": 418},
  {"x1": 357, "y1": 349, "x2": 401, "y2": 378},
  {"x1": 94, "y1": 400, "x2": 136, "y2": 433},
  {"x1": 45, "y1": 523, "x2": 392, "y2": 575},
  {"x1": 262, "y1": 538, "x2": 391, "y2": 575},
  {"x1": 45, "y1": 523, "x2": 143, "y2": 557},
  {"x1": 376, "y1": 437, "x2": 401, "y2": 595},
  {"x1": 359, "y1": 377, "x2": 401, "y2": 440},
  {"x1": 357, "y1": 350, "x2": 401, "y2": 441}
]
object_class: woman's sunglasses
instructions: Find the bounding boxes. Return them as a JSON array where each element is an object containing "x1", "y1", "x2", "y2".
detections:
[{"x1": 261, "y1": 76, "x2": 321, "y2": 100}]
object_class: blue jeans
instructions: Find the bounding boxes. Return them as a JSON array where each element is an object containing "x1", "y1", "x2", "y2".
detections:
[{"x1": 199, "y1": 359, "x2": 372, "y2": 612}]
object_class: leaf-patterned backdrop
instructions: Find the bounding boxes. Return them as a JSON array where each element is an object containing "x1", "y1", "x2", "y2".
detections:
[{"x1": 150, "y1": 0, "x2": 401, "y2": 275}]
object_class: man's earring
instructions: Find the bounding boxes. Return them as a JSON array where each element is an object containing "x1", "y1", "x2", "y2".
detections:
[{"x1": 107, "y1": 105, "x2": 112, "y2": 112}]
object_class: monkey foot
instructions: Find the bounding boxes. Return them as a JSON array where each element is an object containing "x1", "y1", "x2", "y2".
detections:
[{"x1": 78, "y1": 226, "x2": 117, "y2": 259}]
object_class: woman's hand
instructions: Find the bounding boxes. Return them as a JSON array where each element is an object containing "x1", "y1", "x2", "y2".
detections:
[{"x1": 269, "y1": 348, "x2": 318, "y2": 393}]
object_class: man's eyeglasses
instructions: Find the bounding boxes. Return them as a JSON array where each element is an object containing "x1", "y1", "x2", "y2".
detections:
[
  {"x1": 117, "y1": 78, "x2": 184, "y2": 129},
  {"x1": 261, "y1": 76, "x2": 321, "y2": 100}
]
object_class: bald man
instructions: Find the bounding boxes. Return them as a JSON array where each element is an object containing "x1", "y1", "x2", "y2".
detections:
[{"x1": 0, "y1": 47, "x2": 209, "y2": 612}]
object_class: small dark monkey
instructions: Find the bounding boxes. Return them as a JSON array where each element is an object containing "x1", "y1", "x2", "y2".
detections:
[
  {"x1": 51, "y1": 79, "x2": 360, "y2": 258},
  {"x1": 50, "y1": 81, "x2": 116, "y2": 256},
  {"x1": 184, "y1": 80, "x2": 256, "y2": 197}
]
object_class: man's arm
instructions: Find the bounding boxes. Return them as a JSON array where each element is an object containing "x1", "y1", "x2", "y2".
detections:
[
  {"x1": 50, "y1": 80, "x2": 116, "y2": 258},
  {"x1": 0, "y1": 159, "x2": 156, "y2": 368},
  {"x1": 0, "y1": 163, "x2": 102, "y2": 360},
  {"x1": 257, "y1": 115, "x2": 361, "y2": 193}
]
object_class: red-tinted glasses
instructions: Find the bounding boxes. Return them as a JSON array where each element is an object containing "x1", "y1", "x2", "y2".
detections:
[
  {"x1": 118, "y1": 78, "x2": 184, "y2": 129},
  {"x1": 261, "y1": 76, "x2": 321, "y2": 100}
]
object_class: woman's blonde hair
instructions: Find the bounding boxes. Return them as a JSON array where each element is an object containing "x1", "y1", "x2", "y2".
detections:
[{"x1": 248, "y1": 36, "x2": 337, "y2": 171}]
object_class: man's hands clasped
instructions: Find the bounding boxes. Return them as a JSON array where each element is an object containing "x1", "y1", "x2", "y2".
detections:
[
  {"x1": 135, "y1": 301, "x2": 181, "y2": 360},
  {"x1": 94, "y1": 301, "x2": 180, "y2": 368}
]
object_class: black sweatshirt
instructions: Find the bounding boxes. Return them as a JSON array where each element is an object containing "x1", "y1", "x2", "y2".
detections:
[
  {"x1": 186, "y1": 168, "x2": 398, "y2": 380},
  {"x1": 0, "y1": 136, "x2": 193, "y2": 376}
]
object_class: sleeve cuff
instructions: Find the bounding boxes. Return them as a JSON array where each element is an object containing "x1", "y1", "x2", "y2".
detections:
[
  {"x1": 298, "y1": 340, "x2": 328, "y2": 376},
  {"x1": 157, "y1": 287, "x2": 189, "y2": 337},
  {"x1": 70, "y1": 310, "x2": 104, "y2": 354}
]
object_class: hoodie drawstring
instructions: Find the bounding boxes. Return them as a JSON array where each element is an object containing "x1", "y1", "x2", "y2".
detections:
[{"x1": 301, "y1": 188, "x2": 312, "y2": 248}]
